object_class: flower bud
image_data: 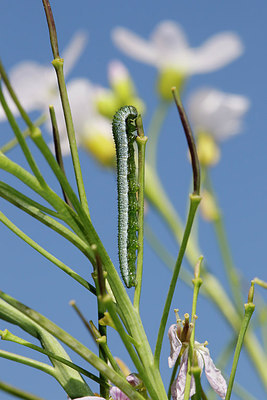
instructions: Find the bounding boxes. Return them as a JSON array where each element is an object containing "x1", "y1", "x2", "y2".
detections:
[
  {"x1": 157, "y1": 68, "x2": 185, "y2": 100},
  {"x1": 196, "y1": 132, "x2": 220, "y2": 166}
]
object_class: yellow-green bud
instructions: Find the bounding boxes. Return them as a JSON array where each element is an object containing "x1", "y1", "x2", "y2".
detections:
[
  {"x1": 197, "y1": 132, "x2": 220, "y2": 166},
  {"x1": 157, "y1": 68, "x2": 186, "y2": 101},
  {"x1": 83, "y1": 131, "x2": 116, "y2": 167},
  {"x1": 200, "y1": 190, "x2": 219, "y2": 221}
]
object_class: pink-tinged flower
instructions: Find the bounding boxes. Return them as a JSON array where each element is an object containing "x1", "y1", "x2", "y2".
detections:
[
  {"x1": 187, "y1": 88, "x2": 250, "y2": 141},
  {"x1": 71, "y1": 397, "x2": 106, "y2": 400},
  {"x1": 112, "y1": 21, "x2": 243, "y2": 75},
  {"x1": 110, "y1": 374, "x2": 143, "y2": 400},
  {"x1": 168, "y1": 323, "x2": 227, "y2": 400},
  {"x1": 0, "y1": 32, "x2": 87, "y2": 120}
]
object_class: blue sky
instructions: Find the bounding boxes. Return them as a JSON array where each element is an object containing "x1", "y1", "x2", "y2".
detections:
[{"x1": 1, "y1": 1, "x2": 267, "y2": 399}]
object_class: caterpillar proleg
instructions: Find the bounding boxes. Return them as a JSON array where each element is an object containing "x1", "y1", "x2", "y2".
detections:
[{"x1": 112, "y1": 106, "x2": 139, "y2": 288}]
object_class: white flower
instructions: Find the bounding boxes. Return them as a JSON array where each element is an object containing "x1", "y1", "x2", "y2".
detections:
[
  {"x1": 187, "y1": 88, "x2": 250, "y2": 141},
  {"x1": 112, "y1": 21, "x2": 243, "y2": 75},
  {"x1": 0, "y1": 31, "x2": 87, "y2": 120},
  {"x1": 70, "y1": 397, "x2": 106, "y2": 400},
  {"x1": 46, "y1": 78, "x2": 114, "y2": 165},
  {"x1": 168, "y1": 324, "x2": 227, "y2": 400},
  {"x1": 110, "y1": 374, "x2": 142, "y2": 400}
]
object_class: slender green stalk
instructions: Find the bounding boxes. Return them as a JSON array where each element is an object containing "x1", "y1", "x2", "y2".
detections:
[
  {"x1": 0, "y1": 60, "x2": 35, "y2": 131},
  {"x1": 254, "y1": 277, "x2": 267, "y2": 289},
  {"x1": 0, "y1": 291, "x2": 147, "y2": 400},
  {"x1": 0, "y1": 84, "x2": 46, "y2": 186},
  {"x1": 0, "y1": 296, "x2": 93, "y2": 398},
  {"x1": 154, "y1": 194, "x2": 201, "y2": 367},
  {"x1": 134, "y1": 116, "x2": 147, "y2": 311},
  {"x1": 225, "y1": 283, "x2": 255, "y2": 400},
  {"x1": 184, "y1": 257, "x2": 203, "y2": 399},
  {"x1": 0, "y1": 349, "x2": 56, "y2": 378},
  {"x1": 70, "y1": 301, "x2": 96, "y2": 341},
  {"x1": 190, "y1": 366, "x2": 202, "y2": 400},
  {"x1": 1, "y1": 329, "x2": 105, "y2": 386},
  {"x1": 145, "y1": 164, "x2": 201, "y2": 266},
  {"x1": 0, "y1": 151, "x2": 88, "y2": 243},
  {"x1": 30, "y1": 131, "x2": 98, "y2": 250},
  {"x1": 0, "y1": 380, "x2": 44, "y2": 400},
  {"x1": 91, "y1": 249, "x2": 109, "y2": 399},
  {"x1": 89, "y1": 321, "x2": 123, "y2": 376},
  {"x1": 102, "y1": 294, "x2": 160, "y2": 400},
  {"x1": 144, "y1": 222, "x2": 194, "y2": 287},
  {"x1": 0, "y1": 210, "x2": 94, "y2": 292},
  {"x1": 167, "y1": 356, "x2": 181, "y2": 399},
  {"x1": 0, "y1": 114, "x2": 46, "y2": 154},
  {"x1": 52, "y1": 57, "x2": 90, "y2": 217},
  {"x1": 49, "y1": 105, "x2": 73, "y2": 208},
  {"x1": 146, "y1": 99, "x2": 169, "y2": 168},
  {"x1": 0, "y1": 181, "x2": 95, "y2": 265},
  {"x1": 203, "y1": 168, "x2": 243, "y2": 312},
  {"x1": 146, "y1": 184, "x2": 267, "y2": 390}
]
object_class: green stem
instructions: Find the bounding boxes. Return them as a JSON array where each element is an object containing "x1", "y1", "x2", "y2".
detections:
[
  {"x1": 0, "y1": 210, "x2": 94, "y2": 292},
  {"x1": 146, "y1": 189, "x2": 267, "y2": 390},
  {"x1": 167, "y1": 356, "x2": 181, "y2": 399},
  {"x1": 154, "y1": 194, "x2": 201, "y2": 367},
  {"x1": 0, "y1": 349, "x2": 56, "y2": 378},
  {"x1": 146, "y1": 100, "x2": 169, "y2": 168},
  {"x1": 0, "y1": 59, "x2": 35, "y2": 131},
  {"x1": 0, "y1": 151, "x2": 88, "y2": 244},
  {"x1": 91, "y1": 255, "x2": 109, "y2": 399},
  {"x1": 134, "y1": 118, "x2": 147, "y2": 311},
  {"x1": 103, "y1": 294, "x2": 159, "y2": 400},
  {"x1": 184, "y1": 257, "x2": 203, "y2": 400},
  {"x1": 49, "y1": 105, "x2": 73, "y2": 208},
  {"x1": 89, "y1": 321, "x2": 123, "y2": 376},
  {"x1": 52, "y1": 58, "x2": 90, "y2": 218},
  {"x1": 203, "y1": 168, "x2": 243, "y2": 312},
  {"x1": 1, "y1": 329, "x2": 105, "y2": 387},
  {"x1": 145, "y1": 164, "x2": 201, "y2": 266},
  {"x1": 191, "y1": 366, "x2": 202, "y2": 400},
  {"x1": 0, "y1": 84, "x2": 46, "y2": 186},
  {"x1": 0, "y1": 181, "x2": 95, "y2": 266},
  {"x1": 0, "y1": 291, "x2": 147, "y2": 400},
  {"x1": 0, "y1": 380, "x2": 44, "y2": 400},
  {"x1": 225, "y1": 302, "x2": 255, "y2": 399},
  {"x1": 0, "y1": 114, "x2": 46, "y2": 154}
]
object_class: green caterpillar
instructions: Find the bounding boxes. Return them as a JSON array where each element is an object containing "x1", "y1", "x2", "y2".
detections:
[{"x1": 112, "y1": 106, "x2": 139, "y2": 288}]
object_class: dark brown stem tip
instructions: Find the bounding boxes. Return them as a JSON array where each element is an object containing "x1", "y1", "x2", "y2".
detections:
[
  {"x1": 42, "y1": 0, "x2": 60, "y2": 59},
  {"x1": 172, "y1": 86, "x2": 201, "y2": 195}
]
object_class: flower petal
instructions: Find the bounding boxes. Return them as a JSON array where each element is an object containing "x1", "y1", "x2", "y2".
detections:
[
  {"x1": 47, "y1": 78, "x2": 96, "y2": 154},
  {"x1": 110, "y1": 386, "x2": 129, "y2": 400},
  {"x1": 200, "y1": 346, "x2": 227, "y2": 399},
  {"x1": 0, "y1": 62, "x2": 55, "y2": 120},
  {"x1": 112, "y1": 22, "x2": 243, "y2": 75},
  {"x1": 188, "y1": 88, "x2": 250, "y2": 141},
  {"x1": 171, "y1": 350, "x2": 196, "y2": 400},
  {"x1": 187, "y1": 32, "x2": 243, "y2": 74},
  {"x1": 62, "y1": 31, "x2": 88, "y2": 77},
  {"x1": 72, "y1": 398, "x2": 106, "y2": 400},
  {"x1": 168, "y1": 324, "x2": 182, "y2": 368},
  {"x1": 112, "y1": 27, "x2": 158, "y2": 65}
]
